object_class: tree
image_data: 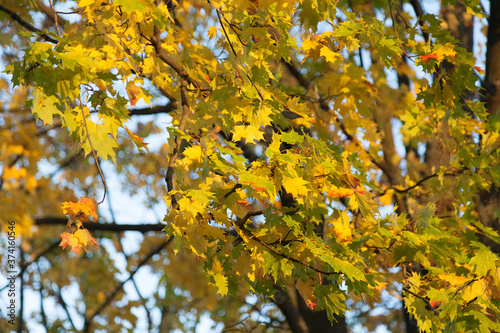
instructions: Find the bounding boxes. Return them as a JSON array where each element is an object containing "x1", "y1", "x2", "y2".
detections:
[{"x1": 1, "y1": 0, "x2": 499, "y2": 332}]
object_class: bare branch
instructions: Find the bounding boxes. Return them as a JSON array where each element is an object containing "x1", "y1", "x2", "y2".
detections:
[{"x1": 34, "y1": 217, "x2": 166, "y2": 233}]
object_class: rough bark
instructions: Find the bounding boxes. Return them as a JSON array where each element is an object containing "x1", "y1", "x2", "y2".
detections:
[
  {"x1": 486, "y1": 0, "x2": 500, "y2": 117},
  {"x1": 474, "y1": 0, "x2": 500, "y2": 254}
]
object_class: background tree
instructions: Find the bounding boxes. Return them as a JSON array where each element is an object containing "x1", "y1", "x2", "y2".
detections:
[{"x1": 0, "y1": 0, "x2": 499, "y2": 332}]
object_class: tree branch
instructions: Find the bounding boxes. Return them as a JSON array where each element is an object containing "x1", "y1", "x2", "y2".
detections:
[
  {"x1": 129, "y1": 103, "x2": 177, "y2": 116},
  {"x1": 0, "y1": 4, "x2": 59, "y2": 44},
  {"x1": 150, "y1": 27, "x2": 204, "y2": 91},
  {"x1": 272, "y1": 286, "x2": 309, "y2": 333},
  {"x1": 34, "y1": 217, "x2": 166, "y2": 233},
  {"x1": 409, "y1": 0, "x2": 430, "y2": 42}
]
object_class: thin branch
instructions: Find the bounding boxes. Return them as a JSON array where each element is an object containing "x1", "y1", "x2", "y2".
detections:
[
  {"x1": 451, "y1": 278, "x2": 477, "y2": 300},
  {"x1": 47, "y1": 0, "x2": 61, "y2": 36},
  {"x1": 409, "y1": 0, "x2": 430, "y2": 43},
  {"x1": 237, "y1": 224, "x2": 341, "y2": 276},
  {"x1": 402, "y1": 286, "x2": 437, "y2": 314},
  {"x1": 83, "y1": 237, "x2": 172, "y2": 332},
  {"x1": 36, "y1": 263, "x2": 49, "y2": 332},
  {"x1": 35, "y1": 0, "x2": 68, "y2": 26},
  {"x1": 235, "y1": 210, "x2": 265, "y2": 227},
  {"x1": 78, "y1": 93, "x2": 108, "y2": 205},
  {"x1": 54, "y1": 284, "x2": 76, "y2": 329},
  {"x1": 375, "y1": 168, "x2": 466, "y2": 197},
  {"x1": 212, "y1": 4, "x2": 264, "y2": 101},
  {"x1": 0, "y1": 241, "x2": 60, "y2": 292},
  {"x1": 128, "y1": 103, "x2": 177, "y2": 115},
  {"x1": 34, "y1": 217, "x2": 166, "y2": 233},
  {"x1": 216, "y1": 183, "x2": 242, "y2": 210},
  {"x1": 150, "y1": 26, "x2": 194, "y2": 207},
  {"x1": 0, "y1": 4, "x2": 59, "y2": 44},
  {"x1": 17, "y1": 247, "x2": 24, "y2": 333},
  {"x1": 150, "y1": 27, "x2": 204, "y2": 90}
]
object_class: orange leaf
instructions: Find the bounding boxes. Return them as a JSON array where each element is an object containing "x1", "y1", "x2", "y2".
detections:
[
  {"x1": 125, "y1": 126, "x2": 149, "y2": 152},
  {"x1": 126, "y1": 82, "x2": 141, "y2": 106},
  {"x1": 326, "y1": 186, "x2": 355, "y2": 198},
  {"x1": 62, "y1": 197, "x2": 98, "y2": 222},
  {"x1": 429, "y1": 300, "x2": 443, "y2": 308},
  {"x1": 419, "y1": 44, "x2": 456, "y2": 64},
  {"x1": 242, "y1": 181, "x2": 265, "y2": 192},
  {"x1": 306, "y1": 299, "x2": 317, "y2": 309},
  {"x1": 474, "y1": 66, "x2": 485, "y2": 74},
  {"x1": 60, "y1": 230, "x2": 98, "y2": 255},
  {"x1": 60, "y1": 232, "x2": 83, "y2": 255}
]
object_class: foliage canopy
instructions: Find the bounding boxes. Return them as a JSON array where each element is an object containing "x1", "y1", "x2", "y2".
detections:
[{"x1": 1, "y1": 0, "x2": 500, "y2": 332}]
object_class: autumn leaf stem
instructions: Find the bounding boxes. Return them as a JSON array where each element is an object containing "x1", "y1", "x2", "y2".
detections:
[{"x1": 78, "y1": 95, "x2": 108, "y2": 205}]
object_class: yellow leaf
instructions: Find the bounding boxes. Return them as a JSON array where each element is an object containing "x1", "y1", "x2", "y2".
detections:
[
  {"x1": 3, "y1": 166, "x2": 27, "y2": 180},
  {"x1": 182, "y1": 145, "x2": 204, "y2": 165},
  {"x1": 232, "y1": 125, "x2": 264, "y2": 143},
  {"x1": 213, "y1": 273, "x2": 229, "y2": 296},
  {"x1": 332, "y1": 211, "x2": 351, "y2": 242},
  {"x1": 207, "y1": 26, "x2": 218, "y2": 40},
  {"x1": 379, "y1": 189, "x2": 394, "y2": 206},
  {"x1": 437, "y1": 274, "x2": 470, "y2": 286},
  {"x1": 283, "y1": 176, "x2": 309, "y2": 198},
  {"x1": 462, "y1": 279, "x2": 489, "y2": 303},
  {"x1": 419, "y1": 44, "x2": 456, "y2": 64},
  {"x1": 320, "y1": 46, "x2": 340, "y2": 63}
]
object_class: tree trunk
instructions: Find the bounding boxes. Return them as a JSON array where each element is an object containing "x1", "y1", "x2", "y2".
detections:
[{"x1": 475, "y1": 0, "x2": 500, "y2": 254}]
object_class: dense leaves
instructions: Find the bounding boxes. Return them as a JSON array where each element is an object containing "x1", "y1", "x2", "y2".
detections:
[{"x1": 1, "y1": 0, "x2": 499, "y2": 332}]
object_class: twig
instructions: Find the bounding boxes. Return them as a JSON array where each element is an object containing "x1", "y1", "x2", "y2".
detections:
[
  {"x1": 236, "y1": 224, "x2": 341, "y2": 276},
  {"x1": 409, "y1": 0, "x2": 430, "y2": 43},
  {"x1": 78, "y1": 93, "x2": 108, "y2": 205},
  {"x1": 47, "y1": 0, "x2": 61, "y2": 36},
  {"x1": 83, "y1": 237, "x2": 172, "y2": 332},
  {"x1": 402, "y1": 286, "x2": 437, "y2": 314},
  {"x1": 212, "y1": 3, "x2": 264, "y2": 101}
]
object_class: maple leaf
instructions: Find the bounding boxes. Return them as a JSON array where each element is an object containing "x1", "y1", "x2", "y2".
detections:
[
  {"x1": 283, "y1": 176, "x2": 309, "y2": 197},
  {"x1": 60, "y1": 232, "x2": 83, "y2": 255},
  {"x1": 62, "y1": 197, "x2": 98, "y2": 222},
  {"x1": 74, "y1": 229, "x2": 98, "y2": 249},
  {"x1": 126, "y1": 82, "x2": 141, "y2": 106},
  {"x1": 320, "y1": 46, "x2": 340, "y2": 64},
  {"x1": 332, "y1": 211, "x2": 352, "y2": 242},
  {"x1": 59, "y1": 230, "x2": 98, "y2": 255},
  {"x1": 124, "y1": 126, "x2": 149, "y2": 152},
  {"x1": 429, "y1": 300, "x2": 444, "y2": 308},
  {"x1": 419, "y1": 44, "x2": 456, "y2": 64},
  {"x1": 326, "y1": 186, "x2": 355, "y2": 198}
]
